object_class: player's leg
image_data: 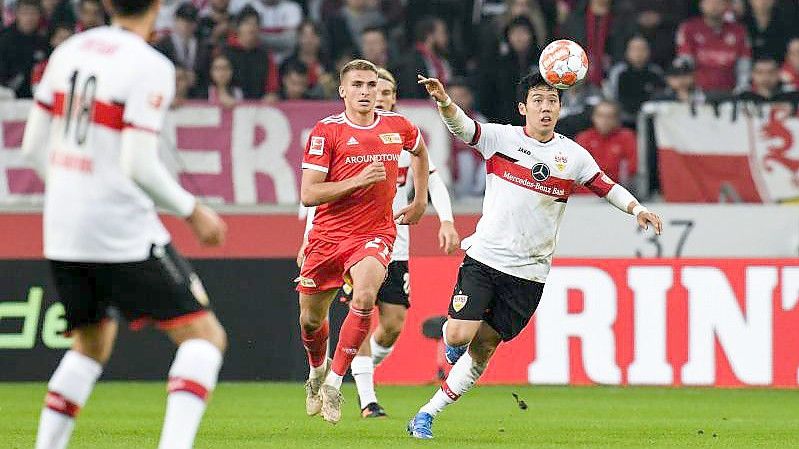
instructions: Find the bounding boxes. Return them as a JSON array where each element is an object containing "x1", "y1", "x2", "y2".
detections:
[
  {"x1": 299, "y1": 289, "x2": 338, "y2": 415},
  {"x1": 158, "y1": 313, "x2": 227, "y2": 449},
  {"x1": 35, "y1": 262, "x2": 115, "y2": 449},
  {"x1": 370, "y1": 260, "x2": 410, "y2": 366},
  {"x1": 321, "y1": 255, "x2": 386, "y2": 423},
  {"x1": 441, "y1": 256, "x2": 496, "y2": 365},
  {"x1": 409, "y1": 322, "x2": 501, "y2": 439},
  {"x1": 352, "y1": 260, "x2": 409, "y2": 417},
  {"x1": 105, "y1": 243, "x2": 225, "y2": 449},
  {"x1": 352, "y1": 330, "x2": 381, "y2": 416},
  {"x1": 409, "y1": 267, "x2": 545, "y2": 439}
]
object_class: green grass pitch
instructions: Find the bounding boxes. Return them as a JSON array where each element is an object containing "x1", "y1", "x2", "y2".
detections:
[{"x1": 2, "y1": 382, "x2": 797, "y2": 448}]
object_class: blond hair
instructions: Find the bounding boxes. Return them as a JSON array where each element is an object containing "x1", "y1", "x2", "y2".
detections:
[
  {"x1": 339, "y1": 59, "x2": 379, "y2": 80},
  {"x1": 376, "y1": 67, "x2": 397, "y2": 92}
]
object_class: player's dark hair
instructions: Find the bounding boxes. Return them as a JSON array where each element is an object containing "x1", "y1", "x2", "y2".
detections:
[
  {"x1": 109, "y1": 0, "x2": 156, "y2": 17},
  {"x1": 516, "y1": 71, "x2": 562, "y2": 104}
]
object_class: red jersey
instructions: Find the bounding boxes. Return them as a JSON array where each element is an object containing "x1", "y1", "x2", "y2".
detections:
[
  {"x1": 574, "y1": 127, "x2": 637, "y2": 185},
  {"x1": 676, "y1": 17, "x2": 751, "y2": 91},
  {"x1": 302, "y1": 109, "x2": 421, "y2": 241}
]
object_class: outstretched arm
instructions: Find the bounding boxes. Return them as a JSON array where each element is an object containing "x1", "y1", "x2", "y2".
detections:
[
  {"x1": 417, "y1": 75, "x2": 477, "y2": 144},
  {"x1": 588, "y1": 174, "x2": 663, "y2": 235}
]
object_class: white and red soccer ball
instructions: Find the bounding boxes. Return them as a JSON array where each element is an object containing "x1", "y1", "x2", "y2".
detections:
[{"x1": 538, "y1": 39, "x2": 589, "y2": 90}]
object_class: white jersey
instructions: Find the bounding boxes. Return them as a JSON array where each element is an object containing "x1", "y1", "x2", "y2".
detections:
[
  {"x1": 34, "y1": 26, "x2": 176, "y2": 262},
  {"x1": 462, "y1": 123, "x2": 603, "y2": 282},
  {"x1": 391, "y1": 151, "x2": 437, "y2": 261}
]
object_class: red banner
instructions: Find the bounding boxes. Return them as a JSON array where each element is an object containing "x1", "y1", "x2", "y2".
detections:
[
  {"x1": 379, "y1": 257, "x2": 799, "y2": 387},
  {"x1": 0, "y1": 100, "x2": 449, "y2": 204}
]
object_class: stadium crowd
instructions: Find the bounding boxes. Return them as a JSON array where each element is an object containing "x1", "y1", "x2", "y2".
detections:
[{"x1": 2, "y1": 0, "x2": 799, "y2": 196}]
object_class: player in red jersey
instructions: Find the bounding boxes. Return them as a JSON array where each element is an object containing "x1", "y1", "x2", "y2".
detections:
[{"x1": 297, "y1": 59, "x2": 430, "y2": 424}]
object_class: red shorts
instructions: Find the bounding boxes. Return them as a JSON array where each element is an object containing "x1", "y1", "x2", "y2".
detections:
[{"x1": 297, "y1": 235, "x2": 394, "y2": 295}]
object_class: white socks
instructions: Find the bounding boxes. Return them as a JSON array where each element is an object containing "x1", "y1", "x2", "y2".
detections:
[
  {"x1": 324, "y1": 371, "x2": 344, "y2": 389},
  {"x1": 309, "y1": 358, "x2": 328, "y2": 380},
  {"x1": 369, "y1": 335, "x2": 394, "y2": 366},
  {"x1": 158, "y1": 339, "x2": 223, "y2": 449},
  {"x1": 351, "y1": 355, "x2": 377, "y2": 408},
  {"x1": 35, "y1": 350, "x2": 103, "y2": 449},
  {"x1": 419, "y1": 351, "x2": 486, "y2": 417}
]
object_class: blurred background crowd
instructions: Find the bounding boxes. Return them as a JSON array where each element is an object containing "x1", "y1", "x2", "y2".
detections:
[{"x1": 2, "y1": 0, "x2": 799, "y2": 198}]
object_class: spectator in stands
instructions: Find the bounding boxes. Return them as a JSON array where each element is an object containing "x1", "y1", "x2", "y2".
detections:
[
  {"x1": 155, "y1": 4, "x2": 210, "y2": 98},
  {"x1": 39, "y1": 0, "x2": 75, "y2": 35},
  {"x1": 324, "y1": 0, "x2": 386, "y2": 61},
  {"x1": 30, "y1": 22, "x2": 71, "y2": 93},
  {"x1": 605, "y1": 35, "x2": 664, "y2": 125},
  {"x1": 614, "y1": 0, "x2": 677, "y2": 70},
  {"x1": 396, "y1": 16, "x2": 452, "y2": 99},
  {"x1": 279, "y1": 59, "x2": 321, "y2": 99},
  {"x1": 207, "y1": 54, "x2": 243, "y2": 107},
  {"x1": 558, "y1": 80, "x2": 604, "y2": 138},
  {"x1": 575, "y1": 100, "x2": 638, "y2": 189},
  {"x1": 780, "y1": 37, "x2": 799, "y2": 90},
  {"x1": 359, "y1": 26, "x2": 388, "y2": 68},
  {"x1": 652, "y1": 56, "x2": 707, "y2": 104},
  {"x1": 737, "y1": 56, "x2": 799, "y2": 102},
  {"x1": 477, "y1": 0, "x2": 557, "y2": 69},
  {"x1": 198, "y1": 0, "x2": 233, "y2": 46},
  {"x1": 675, "y1": 0, "x2": 751, "y2": 94},
  {"x1": 448, "y1": 77, "x2": 487, "y2": 198},
  {"x1": 560, "y1": 0, "x2": 621, "y2": 87},
  {"x1": 172, "y1": 66, "x2": 193, "y2": 109},
  {"x1": 741, "y1": 0, "x2": 792, "y2": 62},
  {"x1": 480, "y1": 16, "x2": 539, "y2": 125},
  {"x1": 241, "y1": 0, "x2": 303, "y2": 60},
  {"x1": 281, "y1": 20, "x2": 331, "y2": 90},
  {"x1": 224, "y1": 6, "x2": 280, "y2": 101},
  {"x1": 75, "y1": 0, "x2": 105, "y2": 31},
  {"x1": 0, "y1": 0, "x2": 47, "y2": 98}
]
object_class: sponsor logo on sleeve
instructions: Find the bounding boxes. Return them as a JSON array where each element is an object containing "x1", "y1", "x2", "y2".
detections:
[
  {"x1": 379, "y1": 132, "x2": 403, "y2": 144},
  {"x1": 309, "y1": 136, "x2": 325, "y2": 156}
]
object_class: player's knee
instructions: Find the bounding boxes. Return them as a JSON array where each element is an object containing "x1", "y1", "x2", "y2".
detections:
[
  {"x1": 350, "y1": 289, "x2": 377, "y2": 310},
  {"x1": 299, "y1": 312, "x2": 325, "y2": 333},
  {"x1": 445, "y1": 324, "x2": 475, "y2": 347}
]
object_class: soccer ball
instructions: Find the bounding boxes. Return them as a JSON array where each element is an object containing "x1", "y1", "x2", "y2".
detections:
[{"x1": 538, "y1": 40, "x2": 589, "y2": 90}]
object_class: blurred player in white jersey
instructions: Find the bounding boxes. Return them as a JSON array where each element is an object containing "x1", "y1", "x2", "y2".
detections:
[
  {"x1": 407, "y1": 72, "x2": 663, "y2": 439},
  {"x1": 298, "y1": 67, "x2": 459, "y2": 418},
  {"x1": 21, "y1": 0, "x2": 228, "y2": 448}
]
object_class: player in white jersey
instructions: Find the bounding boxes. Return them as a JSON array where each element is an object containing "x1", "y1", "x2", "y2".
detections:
[
  {"x1": 298, "y1": 67, "x2": 460, "y2": 418},
  {"x1": 21, "y1": 0, "x2": 227, "y2": 448},
  {"x1": 407, "y1": 72, "x2": 663, "y2": 439}
]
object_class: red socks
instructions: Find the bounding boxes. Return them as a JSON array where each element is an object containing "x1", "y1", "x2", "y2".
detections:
[
  {"x1": 302, "y1": 320, "x2": 329, "y2": 368},
  {"x1": 331, "y1": 307, "x2": 372, "y2": 376}
]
